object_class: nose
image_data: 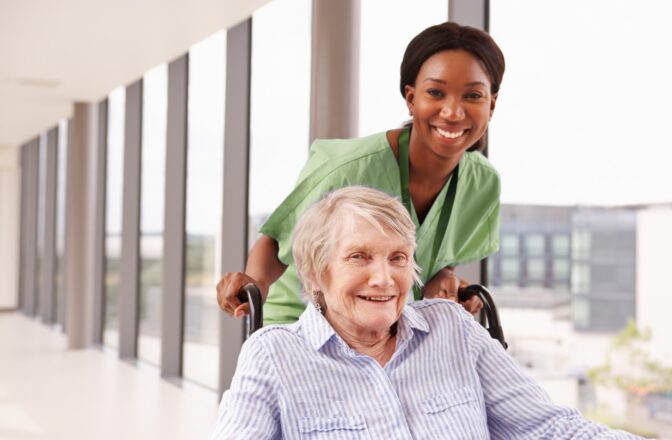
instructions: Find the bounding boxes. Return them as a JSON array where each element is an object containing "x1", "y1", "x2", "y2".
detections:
[
  {"x1": 368, "y1": 258, "x2": 394, "y2": 289},
  {"x1": 440, "y1": 98, "x2": 465, "y2": 121}
]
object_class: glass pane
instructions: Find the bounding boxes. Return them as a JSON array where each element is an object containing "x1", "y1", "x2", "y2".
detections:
[
  {"x1": 525, "y1": 234, "x2": 545, "y2": 257},
  {"x1": 55, "y1": 119, "x2": 68, "y2": 329},
  {"x1": 358, "y1": 0, "x2": 447, "y2": 135},
  {"x1": 527, "y1": 258, "x2": 545, "y2": 281},
  {"x1": 500, "y1": 234, "x2": 519, "y2": 255},
  {"x1": 248, "y1": 0, "x2": 311, "y2": 245},
  {"x1": 138, "y1": 63, "x2": 168, "y2": 365},
  {"x1": 184, "y1": 31, "x2": 226, "y2": 389},
  {"x1": 490, "y1": 1, "x2": 672, "y2": 434},
  {"x1": 104, "y1": 86, "x2": 126, "y2": 349},
  {"x1": 552, "y1": 234, "x2": 570, "y2": 256}
]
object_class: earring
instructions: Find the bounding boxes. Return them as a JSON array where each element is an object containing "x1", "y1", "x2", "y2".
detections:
[{"x1": 313, "y1": 291, "x2": 323, "y2": 314}]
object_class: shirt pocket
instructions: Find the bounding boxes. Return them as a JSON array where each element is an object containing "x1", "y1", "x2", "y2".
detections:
[
  {"x1": 298, "y1": 414, "x2": 371, "y2": 439},
  {"x1": 419, "y1": 387, "x2": 487, "y2": 439}
]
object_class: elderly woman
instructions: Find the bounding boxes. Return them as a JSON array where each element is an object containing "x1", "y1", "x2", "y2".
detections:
[{"x1": 210, "y1": 187, "x2": 641, "y2": 439}]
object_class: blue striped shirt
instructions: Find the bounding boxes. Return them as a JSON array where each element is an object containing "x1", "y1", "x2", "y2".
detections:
[{"x1": 210, "y1": 300, "x2": 642, "y2": 439}]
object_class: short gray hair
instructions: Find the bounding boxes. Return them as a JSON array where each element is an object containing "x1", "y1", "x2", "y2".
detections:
[{"x1": 292, "y1": 186, "x2": 421, "y2": 304}]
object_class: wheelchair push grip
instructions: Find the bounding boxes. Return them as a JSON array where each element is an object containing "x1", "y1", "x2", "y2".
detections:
[
  {"x1": 236, "y1": 284, "x2": 263, "y2": 336},
  {"x1": 458, "y1": 284, "x2": 508, "y2": 350}
]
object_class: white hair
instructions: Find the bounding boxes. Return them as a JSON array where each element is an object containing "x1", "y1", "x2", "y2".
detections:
[{"x1": 291, "y1": 186, "x2": 422, "y2": 306}]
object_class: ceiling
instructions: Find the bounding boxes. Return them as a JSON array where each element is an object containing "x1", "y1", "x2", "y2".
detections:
[{"x1": 0, "y1": 0, "x2": 273, "y2": 149}]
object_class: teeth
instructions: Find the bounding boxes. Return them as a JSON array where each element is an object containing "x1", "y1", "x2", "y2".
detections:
[
  {"x1": 435, "y1": 127, "x2": 464, "y2": 139},
  {"x1": 364, "y1": 296, "x2": 391, "y2": 302}
]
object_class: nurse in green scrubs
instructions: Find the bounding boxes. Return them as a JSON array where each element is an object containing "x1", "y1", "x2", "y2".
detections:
[{"x1": 217, "y1": 21, "x2": 505, "y2": 324}]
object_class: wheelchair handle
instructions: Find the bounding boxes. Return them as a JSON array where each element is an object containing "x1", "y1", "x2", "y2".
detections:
[
  {"x1": 458, "y1": 284, "x2": 508, "y2": 350},
  {"x1": 236, "y1": 283, "x2": 263, "y2": 336}
]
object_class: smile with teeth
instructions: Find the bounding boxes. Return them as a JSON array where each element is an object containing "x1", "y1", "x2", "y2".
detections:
[
  {"x1": 435, "y1": 126, "x2": 465, "y2": 139},
  {"x1": 358, "y1": 296, "x2": 393, "y2": 302}
]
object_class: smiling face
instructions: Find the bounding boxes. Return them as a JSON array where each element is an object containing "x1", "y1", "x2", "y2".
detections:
[
  {"x1": 316, "y1": 215, "x2": 415, "y2": 340},
  {"x1": 405, "y1": 49, "x2": 497, "y2": 161}
]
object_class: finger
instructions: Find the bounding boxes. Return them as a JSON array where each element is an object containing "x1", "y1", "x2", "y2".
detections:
[
  {"x1": 217, "y1": 278, "x2": 243, "y2": 315},
  {"x1": 440, "y1": 289, "x2": 458, "y2": 302},
  {"x1": 233, "y1": 303, "x2": 250, "y2": 318},
  {"x1": 464, "y1": 296, "x2": 483, "y2": 314}
]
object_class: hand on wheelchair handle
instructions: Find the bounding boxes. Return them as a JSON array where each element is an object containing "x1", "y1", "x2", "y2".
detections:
[{"x1": 216, "y1": 272, "x2": 260, "y2": 318}]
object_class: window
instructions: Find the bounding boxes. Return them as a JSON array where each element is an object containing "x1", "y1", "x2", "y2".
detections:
[
  {"x1": 490, "y1": 2, "x2": 672, "y2": 430},
  {"x1": 525, "y1": 234, "x2": 545, "y2": 257},
  {"x1": 500, "y1": 233, "x2": 519, "y2": 256},
  {"x1": 501, "y1": 258, "x2": 519, "y2": 283},
  {"x1": 248, "y1": 0, "x2": 311, "y2": 246},
  {"x1": 527, "y1": 258, "x2": 545, "y2": 281},
  {"x1": 183, "y1": 31, "x2": 226, "y2": 389},
  {"x1": 552, "y1": 234, "x2": 570, "y2": 256},
  {"x1": 138, "y1": 63, "x2": 167, "y2": 365},
  {"x1": 104, "y1": 86, "x2": 126, "y2": 349},
  {"x1": 553, "y1": 259, "x2": 569, "y2": 280},
  {"x1": 572, "y1": 230, "x2": 591, "y2": 260},
  {"x1": 358, "y1": 0, "x2": 447, "y2": 135},
  {"x1": 55, "y1": 119, "x2": 68, "y2": 328}
]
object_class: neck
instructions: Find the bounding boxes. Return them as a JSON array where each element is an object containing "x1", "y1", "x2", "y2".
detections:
[
  {"x1": 408, "y1": 131, "x2": 461, "y2": 186},
  {"x1": 330, "y1": 321, "x2": 397, "y2": 367}
]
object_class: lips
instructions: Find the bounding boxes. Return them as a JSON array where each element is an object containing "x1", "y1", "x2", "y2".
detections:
[
  {"x1": 434, "y1": 126, "x2": 467, "y2": 139},
  {"x1": 357, "y1": 295, "x2": 394, "y2": 302}
]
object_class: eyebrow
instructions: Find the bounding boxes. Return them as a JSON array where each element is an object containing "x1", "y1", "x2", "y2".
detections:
[{"x1": 422, "y1": 78, "x2": 488, "y2": 87}]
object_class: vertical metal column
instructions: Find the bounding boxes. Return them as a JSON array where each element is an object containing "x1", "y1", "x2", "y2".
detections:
[
  {"x1": 119, "y1": 79, "x2": 143, "y2": 359},
  {"x1": 449, "y1": 0, "x2": 490, "y2": 286},
  {"x1": 23, "y1": 139, "x2": 39, "y2": 316},
  {"x1": 309, "y1": 0, "x2": 360, "y2": 142},
  {"x1": 18, "y1": 145, "x2": 28, "y2": 312},
  {"x1": 161, "y1": 54, "x2": 189, "y2": 379},
  {"x1": 65, "y1": 102, "x2": 99, "y2": 349},
  {"x1": 92, "y1": 101, "x2": 108, "y2": 343},
  {"x1": 449, "y1": 0, "x2": 489, "y2": 30},
  {"x1": 219, "y1": 18, "x2": 251, "y2": 396},
  {"x1": 39, "y1": 127, "x2": 58, "y2": 323}
]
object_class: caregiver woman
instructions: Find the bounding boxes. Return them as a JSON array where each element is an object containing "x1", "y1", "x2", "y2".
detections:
[{"x1": 217, "y1": 21, "x2": 504, "y2": 324}]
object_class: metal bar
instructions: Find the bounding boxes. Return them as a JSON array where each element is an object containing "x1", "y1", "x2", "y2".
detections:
[
  {"x1": 118, "y1": 79, "x2": 143, "y2": 359},
  {"x1": 161, "y1": 54, "x2": 189, "y2": 378}
]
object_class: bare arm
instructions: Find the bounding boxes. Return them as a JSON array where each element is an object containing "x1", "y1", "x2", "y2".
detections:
[{"x1": 216, "y1": 234, "x2": 287, "y2": 317}]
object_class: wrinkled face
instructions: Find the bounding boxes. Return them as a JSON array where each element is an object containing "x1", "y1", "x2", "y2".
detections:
[
  {"x1": 405, "y1": 49, "x2": 497, "y2": 159},
  {"x1": 316, "y1": 216, "x2": 415, "y2": 338}
]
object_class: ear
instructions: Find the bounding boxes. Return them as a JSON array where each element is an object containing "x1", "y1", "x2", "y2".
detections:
[
  {"x1": 404, "y1": 84, "x2": 416, "y2": 116},
  {"x1": 489, "y1": 92, "x2": 498, "y2": 119}
]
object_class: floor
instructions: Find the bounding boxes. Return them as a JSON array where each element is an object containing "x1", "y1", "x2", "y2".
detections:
[{"x1": 0, "y1": 312, "x2": 219, "y2": 440}]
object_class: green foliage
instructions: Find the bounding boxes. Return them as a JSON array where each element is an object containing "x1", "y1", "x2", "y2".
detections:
[{"x1": 588, "y1": 319, "x2": 672, "y2": 393}]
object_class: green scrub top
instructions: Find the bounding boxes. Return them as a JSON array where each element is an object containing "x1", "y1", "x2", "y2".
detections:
[{"x1": 260, "y1": 131, "x2": 500, "y2": 325}]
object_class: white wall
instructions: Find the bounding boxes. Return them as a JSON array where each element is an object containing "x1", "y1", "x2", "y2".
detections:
[
  {"x1": 0, "y1": 144, "x2": 21, "y2": 309},
  {"x1": 636, "y1": 208, "x2": 672, "y2": 362}
]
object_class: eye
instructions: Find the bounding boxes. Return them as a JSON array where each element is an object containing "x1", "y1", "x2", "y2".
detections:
[
  {"x1": 347, "y1": 253, "x2": 368, "y2": 264},
  {"x1": 427, "y1": 88, "x2": 444, "y2": 98},
  {"x1": 465, "y1": 91, "x2": 484, "y2": 100},
  {"x1": 390, "y1": 253, "x2": 408, "y2": 266}
]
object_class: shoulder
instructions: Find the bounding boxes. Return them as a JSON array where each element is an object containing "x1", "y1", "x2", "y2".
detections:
[
  {"x1": 246, "y1": 321, "x2": 302, "y2": 344},
  {"x1": 409, "y1": 299, "x2": 475, "y2": 328},
  {"x1": 309, "y1": 131, "x2": 390, "y2": 157},
  {"x1": 458, "y1": 151, "x2": 501, "y2": 203},
  {"x1": 461, "y1": 151, "x2": 499, "y2": 176}
]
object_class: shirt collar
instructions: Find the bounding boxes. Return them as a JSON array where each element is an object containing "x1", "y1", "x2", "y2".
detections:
[
  {"x1": 398, "y1": 304, "x2": 430, "y2": 341},
  {"x1": 300, "y1": 303, "x2": 337, "y2": 351},
  {"x1": 299, "y1": 302, "x2": 430, "y2": 351}
]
